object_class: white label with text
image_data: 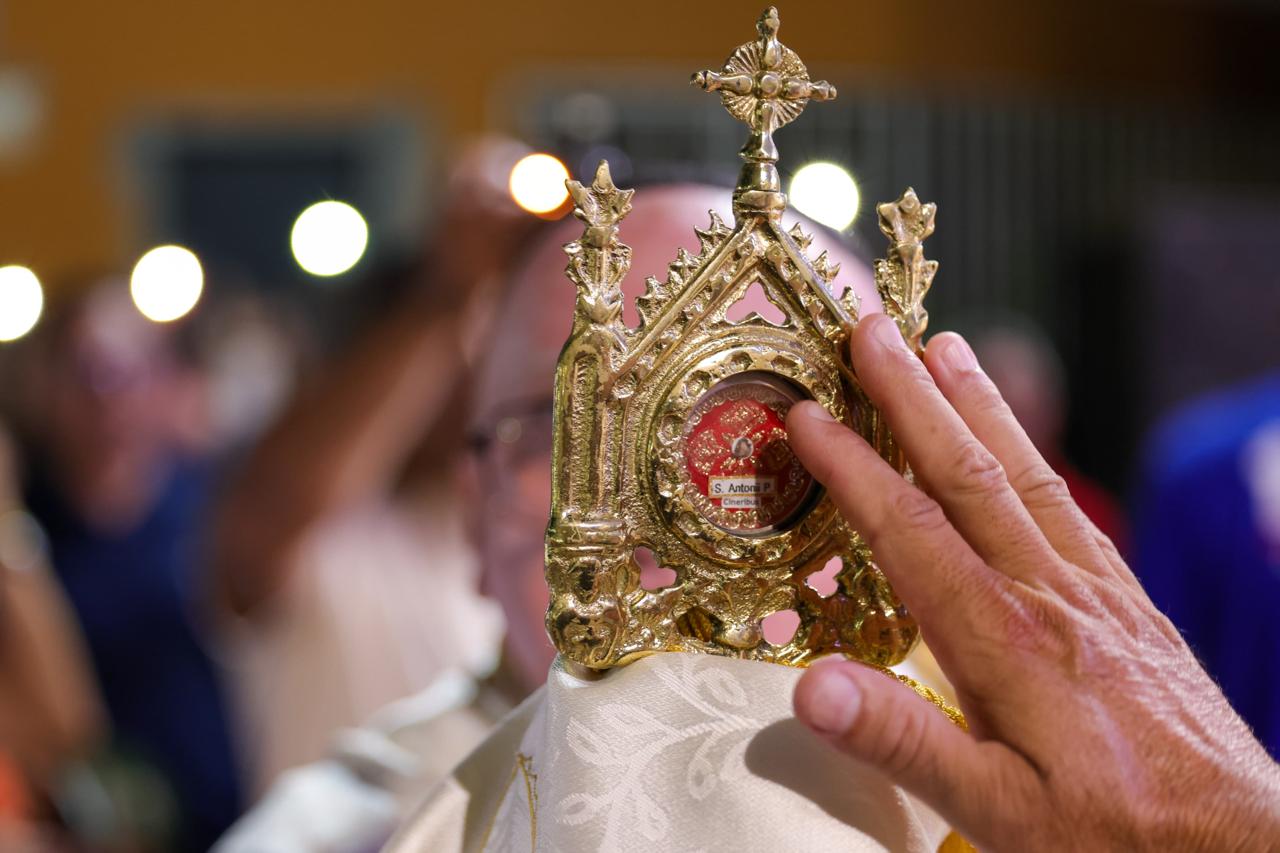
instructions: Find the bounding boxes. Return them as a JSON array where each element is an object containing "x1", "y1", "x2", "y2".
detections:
[{"x1": 709, "y1": 476, "x2": 776, "y2": 508}]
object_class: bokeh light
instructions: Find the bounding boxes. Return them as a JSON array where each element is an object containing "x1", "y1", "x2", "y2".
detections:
[
  {"x1": 0, "y1": 265, "x2": 43, "y2": 342},
  {"x1": 291, "y1": 200, "x2": 369, "y2": 277},
  {"x1": 509, "y1": 153, "x2": 570, "y2": 215},
  {"x1": 130, "y1": 245, "x2": 204, "y2": 323},
  {"x1": 789, "y1": 162, "x2": 861, "y2": 232}
]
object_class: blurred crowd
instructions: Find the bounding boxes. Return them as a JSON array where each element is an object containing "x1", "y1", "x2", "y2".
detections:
[{"x1": 0, "y1": 135, "x2": 1277, "y2": 853}]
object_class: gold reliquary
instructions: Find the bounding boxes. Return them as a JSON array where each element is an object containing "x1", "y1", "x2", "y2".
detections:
[{"x1": 546, "y1": 6, "x2": 938, "y2": 672}]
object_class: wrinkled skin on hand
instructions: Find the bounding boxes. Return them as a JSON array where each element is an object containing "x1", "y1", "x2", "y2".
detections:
[{"x1": 786, "y1": 313, "x2": 1280, "y2": 852}]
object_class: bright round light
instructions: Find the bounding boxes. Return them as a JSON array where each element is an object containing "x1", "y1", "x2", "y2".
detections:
[
  {"x1": 789, "y1": 162, "x2": 861, "y2": 232},
  {"x1": 508, "y1": 153, "x2": 570, "y2": 215},
  {"x1": 130, "y1": 245, "x2": 204, "y2": 323},
  {"x1": 0, "y1": 265, "x2": 43, "y2": 342},
  {"x1": 291, "y1": 201, "x2": 369, "y2": 277}
]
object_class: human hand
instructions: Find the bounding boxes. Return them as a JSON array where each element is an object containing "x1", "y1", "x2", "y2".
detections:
[
  {"x1": 785, "y1": 313, "x2": 1280, "y2": 851},
  {"x1": 429, "y1": 137, "x2": 542, "y2": 311}
]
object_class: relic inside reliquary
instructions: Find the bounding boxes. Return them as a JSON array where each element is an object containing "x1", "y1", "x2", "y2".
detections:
[{"x1": 545, "y1": 6, "x2": 939, "y2": 674}]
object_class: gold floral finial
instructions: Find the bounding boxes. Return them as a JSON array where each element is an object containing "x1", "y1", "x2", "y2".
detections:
[
  {"x1": 562, "y1": 161, "x2": 633, "y2": 351},
  {"x1": 875, "y1": 188, "x2": 938, "y2": 352}
]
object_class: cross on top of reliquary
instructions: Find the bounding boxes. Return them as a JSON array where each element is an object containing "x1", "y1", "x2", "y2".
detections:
[{"x1": 692, "y1": 6, "x2": 837, "y2": 216}]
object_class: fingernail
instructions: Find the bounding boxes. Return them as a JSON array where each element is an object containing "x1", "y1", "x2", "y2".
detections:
[
  {"x1": 942, "y1": 336, "x2": 979, "y2": 373},
  {"x1": 796, "y1": 401, "x2": 836, "y2": 423},
  {"x1": 802, "y1": 667, "x2": 861, "y2": 735},
  {"x1": 869, "y1": 314, "x2": 906, "y2": 351}
]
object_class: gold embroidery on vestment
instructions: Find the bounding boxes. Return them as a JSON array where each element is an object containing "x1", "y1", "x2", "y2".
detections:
[{"x1": 478, "y1": 752, "x2": 539, "y2": 852}]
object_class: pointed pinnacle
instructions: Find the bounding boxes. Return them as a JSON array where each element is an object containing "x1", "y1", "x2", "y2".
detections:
[
  {"x1": 839, "y1": 286, "x2": 861, "y2": 316},
  {"x1": 592, "y1": 159, "x2": 614, "y2": 191},
  {"x1": 695, "y1": 211, "x2": 731, "y2": 254},
  {"x1": 812, "y1": 250, "x2": 834, "y2": 283},
  {"x1": 788, "y1": 222, "x2": 812, "y2": 250}
]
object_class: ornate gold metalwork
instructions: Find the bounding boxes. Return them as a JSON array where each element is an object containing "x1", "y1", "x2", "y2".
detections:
[
  {"x1": 692, "y1": 5, "x2": 836, "y2": 216},
  {"x1": 875, "y1": 188, "x2": 938, "y2": 352},
  {"x1": 545, "y1": 7, "x2": 939, "y2": 671}
]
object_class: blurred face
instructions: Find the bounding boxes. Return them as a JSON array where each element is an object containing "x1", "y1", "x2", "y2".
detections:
[
  {"x1": 466, "y1": 185, "x2": 877, "y2": 690},
  {"x1": 467, "y1": 398, "x2": 555, "y2": 690},
  {"x1": 35, "y1": 286, "x2": 196, "y2": 485}
]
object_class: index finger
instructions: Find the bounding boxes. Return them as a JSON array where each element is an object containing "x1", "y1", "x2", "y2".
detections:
[
  {"x1": 786, "y1": 401, "x2": 1011, "y2": 643},
  {"x1": 922, "y1": 332, "x2": 1137, "y2": 589},
  {"x1": 850, "y1": 315, "x2": 1064, "y2": 587}
]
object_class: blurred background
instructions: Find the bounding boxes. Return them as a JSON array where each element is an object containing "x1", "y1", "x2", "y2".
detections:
[
  {"x1": 0, "y1": 0, "x2": 1277, "y2": 849},
  {"x1": 2, "y1": 0, "x2": 1277, "y2": 473}
]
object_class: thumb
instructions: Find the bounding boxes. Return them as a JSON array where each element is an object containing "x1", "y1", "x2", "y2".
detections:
[{"x1": 794, "y1": 660, "x2": 1030, "y2": 837}]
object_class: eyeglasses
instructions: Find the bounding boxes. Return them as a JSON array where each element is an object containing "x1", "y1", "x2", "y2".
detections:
[{"x1": 469, "y1": 398, "x2": 554, "y2": 525}]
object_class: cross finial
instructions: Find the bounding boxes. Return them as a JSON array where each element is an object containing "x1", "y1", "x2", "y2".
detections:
[{"x1": 692, "y1": 7, "x2": 836, "y2": 217}]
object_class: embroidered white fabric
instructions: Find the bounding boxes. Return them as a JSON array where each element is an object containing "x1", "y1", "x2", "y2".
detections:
[{"x1": 385, "y1": 652, "x2": 950, "y2": 852}]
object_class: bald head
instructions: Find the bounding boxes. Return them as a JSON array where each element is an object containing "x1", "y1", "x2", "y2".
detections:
[{"x1": 475, "y1": 183, "x2": 877, "y2": 427}]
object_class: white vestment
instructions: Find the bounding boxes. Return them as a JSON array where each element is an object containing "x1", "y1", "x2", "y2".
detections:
[
  {"x1": 386, "y1": 653, "x2": 951, "y2": 853},
  {"x1": 224, "y1": 494, "x2": 505, "y2": 795},
  {"x1": 215, "y1": 669, "x2": 505, "y2": 853}
]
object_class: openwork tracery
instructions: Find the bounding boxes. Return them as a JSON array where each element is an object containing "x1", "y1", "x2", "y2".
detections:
[{"x1": 545, "y1": 7, "x2": 938, "y2": 671}]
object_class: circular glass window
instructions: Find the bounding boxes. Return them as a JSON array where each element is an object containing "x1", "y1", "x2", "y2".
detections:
[{"x1": 679, "y1": 371, "x2": 817, "y2": 535}]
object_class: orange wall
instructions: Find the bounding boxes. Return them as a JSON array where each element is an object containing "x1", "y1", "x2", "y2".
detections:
[{"x1": 0, "y1": 0, "x2": 1233, "y2": 288}]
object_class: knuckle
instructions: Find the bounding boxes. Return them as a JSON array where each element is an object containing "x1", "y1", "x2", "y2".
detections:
[
  {"x1": 1057, "y1": 572, "x2": 1110, "y2": 615},
  {"x1": 941, "y1": 440, "x2": 1008, "y2": 497},
  {"x1": 996, "y1": 589, "x2": 1075, "y2": 658},
  {"x1": 1110, "y1": 585, "x2": 1181, "y2": 648},
  {"x1": 973, "y1": 761, "x2": 1042, "y2": 842},
  {"x1": 1146, "y1": 605, "x2": 1189, "y2": 647},
  {"x1": 1091, "y1": 529, "x2": 1122, "y2": 565},
  {"x1": 1108, "y1": 593, "x2": 1154, "y2": 645},
  {"x1": 881, "y1": 486, "x2": 950, "y2": 539},
  {"x1": 1009, "y1": 462, "x2": 1074, "y2": 510},
  {"x1": 1089, "y1": 523, "x2": 1117, "y2": 555},
  {"x1": 994, "y1": 595, "x2": 1042, "y2": 651},
  {"x1": 1092, "y1": 531, "x2": 1141, "y2": 586},
  {"x1": 866, "y1": 693, "x2": 932, "y2": 778}
]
